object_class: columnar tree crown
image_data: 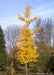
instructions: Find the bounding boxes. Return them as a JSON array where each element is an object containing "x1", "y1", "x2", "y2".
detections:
[
  {"x1": 17, "y1": 5, "x2": 40, "y2": 64},
  {"x1": 0, "y1": 26, "x2": 8, "y2": 69}
]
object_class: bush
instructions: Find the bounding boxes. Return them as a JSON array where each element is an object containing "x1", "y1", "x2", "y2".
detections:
[
  {"x1": 33, "y1": 56, "x2": 50, "y2": 73},
  {"x1": 29, "y1": 63, "x2": 34, "y2": 68}
]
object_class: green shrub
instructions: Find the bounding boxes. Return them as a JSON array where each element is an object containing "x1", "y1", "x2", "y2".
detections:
[
  {"x1": 29, "y1": 63, "x2": 34, "y2": 68},
  {"x1": 33, "y1": 56, "x2": 50, "y2": 73}
]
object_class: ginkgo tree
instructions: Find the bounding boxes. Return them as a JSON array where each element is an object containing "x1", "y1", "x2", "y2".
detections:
[{"x1": 16, "y1": 5, "x2": 40, "y2": 75}]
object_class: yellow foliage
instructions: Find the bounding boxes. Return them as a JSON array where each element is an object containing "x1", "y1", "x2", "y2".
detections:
[
  {"x1": 33, "y1": 17, "x2": 37, "y2": 20},
  {"x1": 11, "y1": 61, "x2": 14, "y2": 75},
  {"x1": 11, "y1": 61, "x2": 14, "y2": 66},
  {"x1": 34, "y1": 27, "x2": 40, "y2": 34},
  {"x1": 17, "y1": 5, "x2": 40, "y2": 64},
  {"x1": 24, "y1": 5, "x2": 31, "y2": 18}
]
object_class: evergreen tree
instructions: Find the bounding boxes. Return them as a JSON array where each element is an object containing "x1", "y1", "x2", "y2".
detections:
[{"x1": 0, "y1": 26, "x2": 8, "y2": 71}]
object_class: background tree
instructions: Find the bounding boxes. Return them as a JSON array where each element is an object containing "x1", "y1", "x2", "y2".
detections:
[
  {"x1": 0, "y1": 26, "x2": 8, "y2": 71},
  {"x1": 32, "y1": 18, "x2": 54, "y2": 73},
  {"x1": 16, "y1": 5, "x2": 40, "y2": 75},
  {"x1": 4, "y1": 25, "x2": 20, "y2": 64}
]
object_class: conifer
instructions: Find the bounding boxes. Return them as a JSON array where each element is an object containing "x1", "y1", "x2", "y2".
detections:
[{"x1": 0, "y1": 26, "x2": 8, "y2": 71}]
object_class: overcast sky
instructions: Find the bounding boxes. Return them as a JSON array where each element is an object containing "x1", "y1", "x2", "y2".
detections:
[{"x1": 0, "y1": 0, "x2": 54, "y2": 29}]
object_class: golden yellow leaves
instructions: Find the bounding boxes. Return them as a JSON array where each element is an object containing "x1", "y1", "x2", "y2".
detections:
[
  {"x1": 24, "y1": 24, "x2": 28, "y2": 27},
  {"x1": 17, "y1": 48, "x2": 38, "y2": 64},
  {"x1": 17, "y1": 36, "x2": 19, "y2": 39},
  {"x1": 26, "y1": 17, "x2": 37, "y2": 24},
  {"x1": 18, "y1": 15, "x2": 26, "y2": 21},
  {"x1": 33, "y1": 17, "x2": 37, "y2": 20},
  {"x1": 11, "y1": 62, "x2": 14, "y2": 75},
  {"x1": 11, "y1": 61, "x2": 14, "y2": 66},
  {"x1": 31, "y1": 27, "x2": 40, "y2": 35},
  {"x1": 17, "y1": 5, "x2": 37, "y2": 25},
  {"x1": 33, "y1": 27, "x2": 40, "y2": 34},
  {"x1": 18, "y1": 15, "x2": 37, "y2": 25},
  {"x1": 24, "y1": 5, "x2": 31, "y2": 18},
  {"x1": 18, "y1": 5, "x2": 31, "y2": 21},
  {"x1": 16, "y1": 5, "x2": 40, "y2": 64}
]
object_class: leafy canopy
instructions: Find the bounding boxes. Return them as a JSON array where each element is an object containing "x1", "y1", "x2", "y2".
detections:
[{"x1": 16, "y1": 5, "x2": 40, "y2": 64}]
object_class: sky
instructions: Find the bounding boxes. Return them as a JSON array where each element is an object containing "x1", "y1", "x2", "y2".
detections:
[{"x1": 0, "y1": 0, "x2": 54, "y2": 29}]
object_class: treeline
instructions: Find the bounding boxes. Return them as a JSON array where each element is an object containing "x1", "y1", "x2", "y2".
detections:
[
  {"x1": 32, "y1": 18, "x2": 54, "y2": 73},
  {"x1": 0, "y1": 18, "x2": 54, "y2": 73}
]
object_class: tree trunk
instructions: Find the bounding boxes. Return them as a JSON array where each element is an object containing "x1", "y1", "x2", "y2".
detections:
[{"x1": 25, "y1": 63, "x2": 28, "y2": 75}]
